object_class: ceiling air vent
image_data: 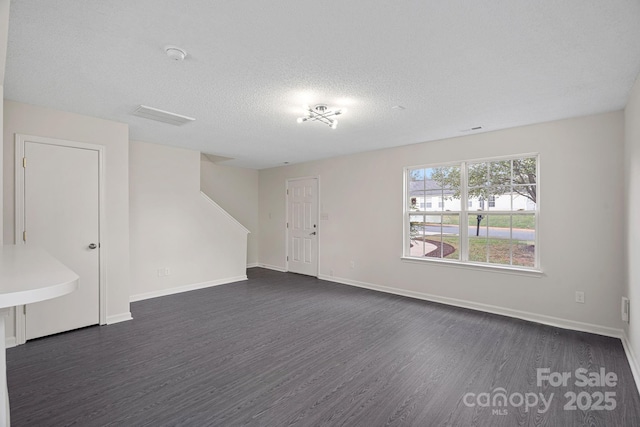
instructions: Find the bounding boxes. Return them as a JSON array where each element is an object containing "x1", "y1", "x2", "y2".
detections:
[
  {"x1": 132, "y1": 105, "x2": 195, "y2": 126},
  {"x1": 460, "y1": 126, "x2": 483, "y2": 133}
]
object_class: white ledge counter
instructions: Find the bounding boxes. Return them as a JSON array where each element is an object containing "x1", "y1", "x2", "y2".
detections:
[{"x1": 0, "y1": 244, "x2": 79, "y2": 426}]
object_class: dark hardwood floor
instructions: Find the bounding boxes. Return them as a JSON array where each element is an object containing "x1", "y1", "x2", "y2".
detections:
[{"x1": 7, "y1": 268, "x2": 640, "y2": 426}]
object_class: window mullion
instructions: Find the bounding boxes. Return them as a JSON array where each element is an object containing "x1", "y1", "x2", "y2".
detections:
[{"x1": 460, "y1": 161, "x2": 468, "y2": 261}]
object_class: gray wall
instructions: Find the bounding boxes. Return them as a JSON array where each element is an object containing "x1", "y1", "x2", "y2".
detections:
[
  {"x1": 200, "y1": 158, "x2": 259, "y2": 266},
  {"x1": 129, "y1": 140, "x2": 248, "y2": 300},
  {"x1": 3, "y1": 99, "x2": 132, "y2": 338},
  {"x1": 259, "y1": 111, "x2": 625, "y2": 334},
  {"x1": 624, "y1": 74, "x2": 640, "y2": 380}
]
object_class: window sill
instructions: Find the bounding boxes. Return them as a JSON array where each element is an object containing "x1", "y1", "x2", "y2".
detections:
[{"x1": 400, "y1": 256, "x2": 544, "y2": 277}]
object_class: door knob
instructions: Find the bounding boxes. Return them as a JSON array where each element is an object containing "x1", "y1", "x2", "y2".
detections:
[
  {"x1": 310, "y1": 232, "x2": 316, "y2": 236},
  {"x1": 88, "y1": 243, "x2": 97, "y2": 250}
]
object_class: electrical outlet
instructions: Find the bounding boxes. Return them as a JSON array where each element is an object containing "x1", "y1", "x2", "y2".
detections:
[
  {"x1": 350, "y1": 261, "x2": 355, "y2": 269},
  {"x1": 575, "y1": 291, "x2": 585, "y2": 304},
  {"x1": 158, "y1": 267, "x2": 171, "y2": 277},
  {"x1": 622, "y1": 297, "x2": 630, "y2": 323}
]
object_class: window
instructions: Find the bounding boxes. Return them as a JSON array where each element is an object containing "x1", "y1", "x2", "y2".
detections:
[{"x1": 405, "y1": 155, "x2": 538, "y2": 270}]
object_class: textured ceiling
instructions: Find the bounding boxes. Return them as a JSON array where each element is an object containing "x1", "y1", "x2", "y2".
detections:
[{"x1": 5, "y1": 0, "x2": 640, "y2": 169}]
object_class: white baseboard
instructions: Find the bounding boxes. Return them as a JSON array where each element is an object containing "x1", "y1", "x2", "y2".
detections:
[
  {"x1": 257, "y1": 263, "x2": 287, "y2": 273},
  {"x1": 621, "y1": 331, "x2": 640, "y2": 395},
  {"x1": 129, "y1": 275, "x2": 248, "y2": 303},
  {"x1": 106, "y1": 312, "x2": 133, "y2": 325},
  {"x1": 318, "y1": 274, "x2": 624, "y2": 339},
  {"x1": 247, "y1": 263, "x2": 259, "y2": 268},
  {"x1": 5, "y1": 336, "x2": 16, "y2": 349}
]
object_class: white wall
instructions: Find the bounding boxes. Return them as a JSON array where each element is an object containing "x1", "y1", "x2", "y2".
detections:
[
  {"x1": 129, "y1": 140, "x2": 248, "y2": 300},
  {"x1": 0, "y1": 0, "x2": 11, "y2": 245},
  {"x1": 624, "y1": 75, "x2": 640, "y2": 376},
  {"x1": 200, "y1": 158, "x2": 259, "y2": 266},
  {"x1": 260, "y1": 111, "x2": 625, "y2": 333},
  {"x1": 0, "y1": 1, "x2": 9, "y2": 344},
  {"x1": 3, "y1": 100, "x2": 131, "y2": 335}
]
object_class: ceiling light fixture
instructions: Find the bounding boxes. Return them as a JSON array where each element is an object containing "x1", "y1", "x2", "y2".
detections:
[
  {"x1": 297, "y1": 104, "x2": 343, "y2": 129},
  {"x1": 165, "y1": 45, "x2": 187, "y2": 61}
]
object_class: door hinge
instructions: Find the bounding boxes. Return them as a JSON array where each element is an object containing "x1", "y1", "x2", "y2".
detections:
[
  {"x1": 22, "y1": 157, "x2": 27, "y2": 168},
  {"x1": 23, "y1": 230, "x2": 27, "y2": 242},
  {"x1": 286, "y1": 222, "x2": 289, "y2": 228},
  {"x1": 286, "y1": 189, "x2": 289, "y2": 195},
  {"x1": 23, "y1": 305, "x2": 26, "y2": 315},
  {"x1": 287, "y1": 256, "x2": 289, "y2": 261}
]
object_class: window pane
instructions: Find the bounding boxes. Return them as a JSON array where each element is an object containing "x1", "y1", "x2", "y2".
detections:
[
  {"x1": 424, "y1": 214, "x2": 443, "y2": 258},
  {"x1": 468, "y1": 196, "x2": 482, "y2": 211},
  {"x1": 409, "y1": 191, "x2": 425, "y2": 211},
  {"x1": 442, "y1": 194, "x2": 461, "y2": 211},
  {"x1": 488, "y1": 160, "x2": 511, "y2": 191},
  {"x1": 486, "y1": 189, "x2": 510, "y2": 210},
  {"x1": 442, "y1": 214, "x2": 460, "y2": 260},
  {"x1": 425, "y1": 189, "x2": 443, "y2": 211},
  {"x1": 424, "y1": 167, "x2": 443, "y2": 191},
  {"x1": 415, "y1": 214, "x2": 461, "y2": 260},
  {"x1": 411, "y1": 214, "x2": 442, "y2": 257},
  {"x1": 409, "y1": 214, "x2": 425, "y2": 257},
  {"x1": 468, "y1": 214, "x2": 487, "y2": 263},
  {"x1": 512, "y1": 187, "x2": 536, "y2": 211},
  {"x1": 426, "y1": 166, "x2": 459, "y2": 189},
  {"x1": 427, "y1": 166, "x2": 462, "y2": 210},
  {"x1": 409, "y1": 168, "x2": 426, "y2": 185},
  {"x1": 469, "y1": 188, "x2": 489, "y2": 211},
  {"x1": 408, "y1": 168, "x2": 425, "y2": 210},
  {"x1": 512, "y1": 214, "x2": 536, "y2": 267},
  {"x1": 487, "y1": 214, "x2": 512, "y2": 265},
  {"x1": 512, "y1": 157, "x2": 537, "y2": 187},
  {"x1": 467, "y1": 162, "x2": 489, "y2": 189}
]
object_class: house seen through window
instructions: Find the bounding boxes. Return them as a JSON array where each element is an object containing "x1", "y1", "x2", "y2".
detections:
[{"x1": 405, "y1": 155, "x2": 538, "y2": 270}]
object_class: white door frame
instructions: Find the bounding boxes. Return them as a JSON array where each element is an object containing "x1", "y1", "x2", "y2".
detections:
[
  {"x1": 14, "y1": 134, "x2": 107, "y2": 345},
  {"x1": 285, "y1": 176, "x2": 320, "y2": 276}
]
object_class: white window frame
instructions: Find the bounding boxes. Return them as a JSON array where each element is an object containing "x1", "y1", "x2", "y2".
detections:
[{"x1": 402, "y1": 153, "x2": 541, "y2": 274}]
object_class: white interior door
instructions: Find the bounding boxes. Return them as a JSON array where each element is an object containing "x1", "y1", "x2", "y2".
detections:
[
  {"x1": 23, "y1": 141, "x2": 100, "y2": 340},
  {"x1": 287, "y1": 178, "x2": 318, "y2": 276}
]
